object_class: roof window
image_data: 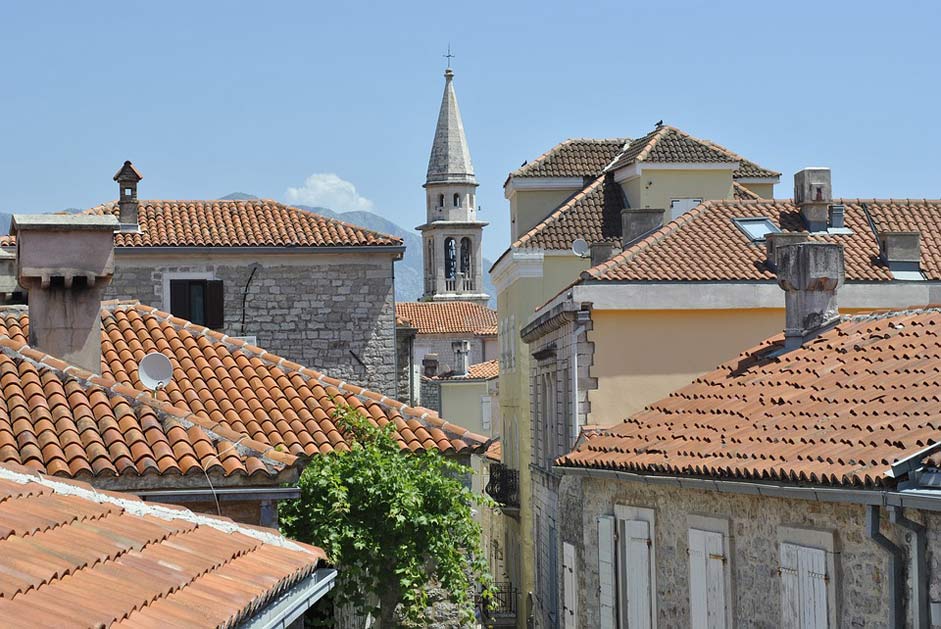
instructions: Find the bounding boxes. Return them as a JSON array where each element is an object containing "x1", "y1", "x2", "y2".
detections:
[{"x1": 732, "y1": 217, "x2": 780, "y2": 242}]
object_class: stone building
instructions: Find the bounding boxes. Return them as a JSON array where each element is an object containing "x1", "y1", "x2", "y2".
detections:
[
  {"x1": 4, "y1": 161, "x2": 407, "y2": 396},
  {"x1": 545, "y1": 242, "x2": 941, "y2": 629}
]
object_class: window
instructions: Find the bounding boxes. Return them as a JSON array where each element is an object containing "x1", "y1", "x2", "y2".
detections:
[
  {"x1": 599, "y1": 506, "x2": 656, "y2": 629},
  {"x1": 453, "y1": 193, "x2": 461, "y2": 207},
  {"x1": 481, "y1": 396, "x2": 492, "y2": 431},
  {"x1": 688, "y1": 527, "x2": 729, "y2": 629},
  {"x1": 670, "y1": 198, "x2": 703, "y2": 220},
  {"x1": 438, "y1": 193, "x2": 445, "y2": 208},
  {"x1": 562, "y1": 542, "x2": 578, "y2": 629},
  {"x1": 169, "y1": 279, "x2": 224, "y2": 328},
  {"x1": 732, "y1": 217, "x2": 780, "y2": 242},
  {"x1": 777, "y1": 527, "x2": 837, "y2": 628},
  {"x1": 444, "y1": 238, "x2": 457, "y2": 279}
]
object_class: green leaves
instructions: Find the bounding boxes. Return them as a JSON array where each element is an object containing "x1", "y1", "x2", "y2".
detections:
[{"x1": 280, "y1": 403, "x2": 493, "y2": 625}]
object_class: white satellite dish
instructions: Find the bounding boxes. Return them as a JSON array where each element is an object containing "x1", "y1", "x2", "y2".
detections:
[
  {"x1": 572, "y1": 238, "x2": 590, "y2": 258},
  {"x1": 138, "y1": 352, "x2": 174, "y2": 392}
]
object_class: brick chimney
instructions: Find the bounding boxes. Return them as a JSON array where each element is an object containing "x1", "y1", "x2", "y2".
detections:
[
  {"x1": 12, "y1": 214, "x2": 118, "y2": 373},
  {"x1": 793, "y1": 168, "x2": 831, "y2": 232},
  {"x1": 451, "y1": 340, "x2": 470, "y2": 377},
  {"x1": 621, "y1": 207, "x2": 665, "y2": 248},
  {"x1": 114, "y1": 160, "x2": 143, "y2": 230},
  {"x1": 775, "y1": 241, "x2": 844, "y2": 351}
]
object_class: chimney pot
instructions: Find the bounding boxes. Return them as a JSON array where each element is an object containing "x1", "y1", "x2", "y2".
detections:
[
  {"x1": 793, "y1": 168, "x2": 832, "y2": 232},
  {"x1": 775, "y1": 241, "x2": 844, "y2": 351},
  {"x1": 589, "y1": 242, "x2": 618, "y2": 267},
  {"x1": 12, "y1": 214, "x2": 118, "y2": 373},
  {"x1": 620, "y1": 207, "x2": 665, "y2": 248},
  {"x1": 451, "y1": 340, "x2": 470, "y2": 376}
]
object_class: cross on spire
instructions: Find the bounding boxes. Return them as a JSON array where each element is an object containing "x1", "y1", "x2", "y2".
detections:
[{"x1": 443, "y1": 44, "x2": 455, "y2": 68}]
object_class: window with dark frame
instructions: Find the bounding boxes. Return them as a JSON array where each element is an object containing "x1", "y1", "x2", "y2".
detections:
[{"x1": 169, "y1": 279, "x2": 225, "y2": 329}]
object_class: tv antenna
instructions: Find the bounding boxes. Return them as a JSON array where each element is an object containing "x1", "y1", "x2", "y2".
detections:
[
  {"x1": 571, "y1": 238, "x2": 590, "y2": 258},
  {"x1": 137, "y1": 352, "x2": 174, "y2": 393}
]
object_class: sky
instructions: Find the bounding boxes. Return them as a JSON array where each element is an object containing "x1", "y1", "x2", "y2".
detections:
[{"x1": 0, "y1": 0, "x2": 939, "y2": 260}]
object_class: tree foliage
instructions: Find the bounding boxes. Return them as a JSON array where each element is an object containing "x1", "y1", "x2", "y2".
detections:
[{"x1": 280, "y1": 403, "x2": 493, "y2": 626}]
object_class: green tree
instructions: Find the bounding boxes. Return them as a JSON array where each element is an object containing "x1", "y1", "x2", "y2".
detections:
[{"x1": 280, "y1": 403, "x2": 493, "y2": 627}]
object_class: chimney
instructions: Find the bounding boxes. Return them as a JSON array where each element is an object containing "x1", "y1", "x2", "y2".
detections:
[
  {"x1": 589, "y1": 242, "x2": 617, "y2": 267},
  {"x1": 878, "y1": 231, "x2": 921, "y2": 272},
  {"x1": 765, "y1": 232, "x2": 809, "y2": 273},
  {"x1": 775, "y1": 242, "x2": 844, "y2": 351},
  {"x1": 114, "y1": 160, "x2": 143, "y2": 230},
  {"x1": 793, "y1": 168, "x2": 832, "y2": 232},
  {"x1": 422, "y1": 353, "x2": 439, "y2": 378},
  {"x1": 452, "y1": 340, "x2": 470, "y2": 376},
  {"x1": 621, "y1": 207, "x2": 665, "y2": 248},
  {"x1": 12, "y1": 214, "x2": 118, "y2": 373}
]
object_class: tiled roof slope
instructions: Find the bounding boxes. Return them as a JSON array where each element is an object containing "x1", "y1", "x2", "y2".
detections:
[
  {"x1": 584, "y1": 198, "x2": 941, "y2": 282},
  {"x1": 435, "y1": 359, "x2": 499, "y2": 381},
  {"x1": 732, "y1": 182, "x2": 761, "y2": 200},
  {"x1": 0, "y1": 323, "x2": 295, "y2": 485},
  {"x1": 0, "y1": 461, "x2": 326, "y2": 628},
  {"x1": 510, "y1": 138, "x2": 629, "y2": 179},
  {"x1": 0, "y1": 304, "x2": 490, "y2": 467},
  {"x1": 0, "y1": 200, "x2": 403, "y2": 248},
  {"x1": 395, "y1": 301, "x2": 498, "y2": 335},
  {"x1": 513, "y1": 174, "x2": 625, "y2": 250},
  {"x1": 558, "y1": 309, "x2": 941, "y2": 487}
]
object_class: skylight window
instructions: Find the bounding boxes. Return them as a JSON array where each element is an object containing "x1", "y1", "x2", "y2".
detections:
[{"x1": 732, "y1": 217, "x2": 780, "y2": 242}]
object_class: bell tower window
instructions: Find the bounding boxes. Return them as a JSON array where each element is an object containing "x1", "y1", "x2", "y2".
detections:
[
  {"x1": 444, "y1": 238, "x2": 456, "y2": 279},
  {"x1": 453, "y1": 193, "x2": 461, "y2": 208},
  {"x1": 460, "y1": 237, "x2": 472, "y2": 276},
  {"x1": 438, "y1": 194, "x2": 445, "y2": 209}
]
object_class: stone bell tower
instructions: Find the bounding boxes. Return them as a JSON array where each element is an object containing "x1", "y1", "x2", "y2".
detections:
[{"x1": 417, "y1": 65, "x2": 489, "y2": 305}]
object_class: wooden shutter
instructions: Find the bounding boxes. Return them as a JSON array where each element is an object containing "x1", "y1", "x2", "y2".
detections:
[
  {"x1": 779, "y1": 543, "x2": 801, "y2": 629},
  {"x1": 481, "y1": 396, "x2": 492, "y2": 431},
  {"x1": 205, "y1": 280, "x2": 225, "y2": 329},
  {"x1": 620, "y1": 519, "x2": 652, "y2": 629},
  {"x1": 598, "y1": 516, "x2": 616, "y2": 629},
  {"x1": 689, "y1": 529, "x2": 727, "y2": 629},
  {"x1": 563, "y1": 542, "x2": 577, "y2": 629},
  {"x1": 780, "y1": 543, "x2": 829, "y2": 629},
  {"x1": 169, "y1": 280, "x2": 189, "y2": 319}
]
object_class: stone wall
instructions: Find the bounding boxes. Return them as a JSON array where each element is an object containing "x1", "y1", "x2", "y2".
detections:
[
  {"x1": 420, "y1": 377, "x2": 440, "y2": 413},
  {"x1": 559, "y1": 475, "x2": 923, "y2": 629},
  {"x1": 106, "y1": 252, "x2": 397, "y2": 395},
  {"x1": 413, "y1": 334, "x2": 491, "y2": 375},
  {"x1": 396, "y1": 327, "x2": 416, "y2": 404}
]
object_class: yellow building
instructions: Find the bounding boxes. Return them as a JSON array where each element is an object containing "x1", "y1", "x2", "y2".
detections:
[{"x1": 490, "y1": 124, "x2": 779, "y2": 626}]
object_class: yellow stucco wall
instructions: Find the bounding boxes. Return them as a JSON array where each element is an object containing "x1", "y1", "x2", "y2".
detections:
[
  {"x1": 440, "y1": 380, "x2": 489, "y2": 435},
  {"x1": 510, "y1": 188, "x2": 580, "y2": 241},
  {"x1": 739, "y1": 182, "x2": 776, "y2": 199},
  {"x1": 620, "y1": 168, "x2": 736, "y2": 213}
]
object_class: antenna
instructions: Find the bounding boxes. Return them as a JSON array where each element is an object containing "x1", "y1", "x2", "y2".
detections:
[
  {"x1": 137, "y1": 352, "x2": 173, "y2": 393},
  {"x1": 572, "y1": 238, "x2": 590, "y2": 258}
]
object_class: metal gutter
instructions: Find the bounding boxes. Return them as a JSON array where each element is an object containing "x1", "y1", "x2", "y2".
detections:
[
  {"x1": 554, "y1": 466, "x2": 941, "y2": 512},
  {"x1": 115, "y1": 245, "x2": 405, "y2": 257},
  {"x1": 867, "y1": 506, "x2": 905, "y2": 629},
  {"x1": 888, "y1": 441, "x2": 941, "y2": 478},
  {"x1": 135, "y1": 486, "x2": 300, "y2": 503},
  {"x1": 241, "y1": 567, "x2": 338, "y2": 629},
  {"x1": 890, "y1": 506, "x2": 929, "y2": 629}
]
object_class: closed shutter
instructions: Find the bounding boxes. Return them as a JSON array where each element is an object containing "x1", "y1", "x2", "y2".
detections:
[
  {"x1": 780, "y1": 543, "x2": 828, "y2": 628},
  {"x1": 205, "y1": 280, "x2": 225, "y2": 329},
  {"x1": 597, "y1": 516, "x2": 616, "y2": 629},
  {"x1": 689, "y1": 529, "x2": 726, "y2": 629},
  {"x1": 780, "y1": 543, "x2": 800, "y2": 629},
  {"x1": 169, "y1": 280, "x2": 189, "y2": 319},
  {"x1": 481, "y1": 396, "x2": 492, "y2": 431},
  {"x1": 620, "y1": 519, "x2": 652, "y2": 629},
  {"x1": 563, "y1": 542, "x2": 577, "y2": 629}
]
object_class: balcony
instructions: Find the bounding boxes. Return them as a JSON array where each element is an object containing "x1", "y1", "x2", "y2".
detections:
[
  {"x1": 486, "y1": 463, "x2": 519, "y2": 510},
  {"x1": 477, "y1": 582, "x2": 518, "y2": 627}
]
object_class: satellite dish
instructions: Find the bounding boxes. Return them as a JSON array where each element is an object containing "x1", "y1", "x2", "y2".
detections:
[
  {"x1": 572, "y1": 238, "x2": 590, "y2": 258},
  {"x1": 138, "y1": 352, "x2": 173, "y2": 392}
]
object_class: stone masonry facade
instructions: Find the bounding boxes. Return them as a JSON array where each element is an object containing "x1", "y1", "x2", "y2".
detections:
[
  {"x1": 106, "y1": 253, "x2": 397, "y2": 395},
  {"x1": 559, "y1": 475, "x2": 933, "y2": 629},
  {"x1": 413, "y1": 333, "x2": 493, "y2": 375}
]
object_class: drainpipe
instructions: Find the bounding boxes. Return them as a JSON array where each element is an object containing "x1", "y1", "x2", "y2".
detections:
[
  {"x1": 890, "y1": 506, "x2": 928, "y2": 629},
  {"x1": 570, "y1": 309, "x2": 590, "y2": 447},
  {"x1": 867, "y1": 505, "x2": 905, "y2": 629}
]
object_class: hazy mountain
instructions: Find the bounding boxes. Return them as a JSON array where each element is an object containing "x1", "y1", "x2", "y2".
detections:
[{"x1": 219, "y1": 192, "x2": 260, "y2": 201}]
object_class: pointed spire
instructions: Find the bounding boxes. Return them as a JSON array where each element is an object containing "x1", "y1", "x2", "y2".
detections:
[{"x1": 426, "y1": 67, "x2": 477, "y2": 186}]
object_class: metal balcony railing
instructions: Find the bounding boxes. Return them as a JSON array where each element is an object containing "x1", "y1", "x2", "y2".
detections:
[
  {"x1": 485, "y1": 464, "x2": 520, "y2": 508},
  {"x1": 477, "y1": 582, "x2": 518, "y2": 626}
]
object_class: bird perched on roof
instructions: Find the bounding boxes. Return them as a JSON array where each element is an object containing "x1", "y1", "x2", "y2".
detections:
[{"x1": 655, "y1": 120, "x2": 663, "y2": 128}]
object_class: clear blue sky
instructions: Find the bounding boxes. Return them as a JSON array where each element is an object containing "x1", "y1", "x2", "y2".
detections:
[{"x1": 1, "y1": 0, "x2": 938, "y2": 260}]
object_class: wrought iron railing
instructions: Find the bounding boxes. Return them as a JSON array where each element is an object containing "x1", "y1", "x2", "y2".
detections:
[
  {"x1": 477, "y1": 582, "x2": 518, "y2": 625},
  {"x1": 486, "y1": 463, "x2": 520, "y2": 508}
]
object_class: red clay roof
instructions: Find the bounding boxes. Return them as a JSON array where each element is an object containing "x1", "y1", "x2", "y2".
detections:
[
  {"x1": 435, "y1": 359, "x2": 499, "y2": 381},
  {"x1": 584, "y1": 198, "x2": 941, "y2": 282},
  {"x1": 0, "y1": 461, "x2": 326, "y2": 628},
  {"x1": 509, "y1": 138, "x2": 629, "y2": 179},
  {"x1": 0, "y1": 200, "x2": 402, "y2": 249},
  {"x1": 395, "y1": 301, "x2": 498, "y2": 335},
  {"x1": 558, "y1": 308, "x2": 941, "y2": 488},
  {"x1": 732, "y1": 181, "x2": 761, "y2": 200}
]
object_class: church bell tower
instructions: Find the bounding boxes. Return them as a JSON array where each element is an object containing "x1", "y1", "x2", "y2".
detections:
[{"x1": 418, "y1": 64, "x2": 489, "y2": 305}]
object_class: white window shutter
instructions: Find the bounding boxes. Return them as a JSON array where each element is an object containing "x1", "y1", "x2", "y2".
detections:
[
  {"x1": 703, "y1": 531, "x2": 727, "y2": 629},
  {"x1": 480, "y1": 396, "x2": 492, "y2": 431},
  {"x1": 621, "y1": 519, "x2": 652, "y2": 629},
  {"x1": 563, "y1": 542, "x2": 577, "y2": 629},
  {"x1": 799, "y1": 546, "x2": 828, "y2": 629},
  {"x1": 597, "y1": 516, "x2": 616, "y2": 629},
  {"x1": 689, "y1": 529, "x2": 708, "y2": 629},
  {"x1": 779, "y1": 543, "x2": 801, "y2": 629}
]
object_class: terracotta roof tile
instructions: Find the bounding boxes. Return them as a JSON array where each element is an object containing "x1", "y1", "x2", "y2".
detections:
[
  {"x1": 434, "y1": 359, "x2": 499, "y2": 381},
  {"x1": 584, "y1": 198, "x2": 941, "y2": 282},
  {"x1": 0, "y1": 200, "x2": 402, "y2": 249},
  {"x1": 732, "y1": 182, "x2": 761, "y2": 200},
  {"x1": 395, "y1": 301, "x2": 497, "y2": 335},
  {"x1": 558, "y1": 308, "x2": 941, "y2": 487},
  {"x1": 0, "y1": 462, "x2": 325, "y2": 628},
  {"x1": 510, "y1": 138, "x2": 629, "y2": 179}
]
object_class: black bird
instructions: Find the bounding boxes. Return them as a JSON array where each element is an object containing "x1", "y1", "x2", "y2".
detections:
[{"x1": 655, "y1": 120, "x2": 663, "y2": 128}]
